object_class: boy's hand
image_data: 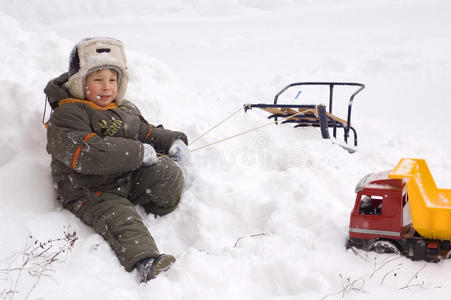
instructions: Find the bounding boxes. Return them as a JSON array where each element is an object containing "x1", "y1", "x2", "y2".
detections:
[
  {"x1": 169, "y1": 139, "x2": 190, "y2": 163},
  {"x1": 142, "y1": 144, "x2": 158, "y2": 166}
]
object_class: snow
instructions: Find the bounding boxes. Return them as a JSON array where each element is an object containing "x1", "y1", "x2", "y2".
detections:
[{"x1": 1, "y1": 0, "x2": 451, "y2": 299}]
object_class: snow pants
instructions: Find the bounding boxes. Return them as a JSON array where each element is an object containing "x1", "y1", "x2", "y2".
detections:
[{"x1": 64, "y1": 157, "x2": 184, "y2": 271}]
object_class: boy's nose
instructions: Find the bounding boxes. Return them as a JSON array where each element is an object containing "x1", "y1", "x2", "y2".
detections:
[{"x1": 102, "y1": 81, "x2": 112, "y2": 89}]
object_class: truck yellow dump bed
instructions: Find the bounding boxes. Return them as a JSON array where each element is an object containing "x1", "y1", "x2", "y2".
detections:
[{"x1": 389, "y1": 158, "x2": 451, "y2": 240}]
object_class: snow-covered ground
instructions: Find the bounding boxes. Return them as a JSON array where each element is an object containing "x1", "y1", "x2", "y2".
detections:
[{"x1": 1, "y1": 1, "x2": 451, "y2": 299}]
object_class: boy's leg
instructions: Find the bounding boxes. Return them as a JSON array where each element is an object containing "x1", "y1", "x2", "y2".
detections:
[
  {"x1": 129, "y1": 157, "x2": 184, "y2": 216},
  {"x1": 64, "y1": 193, "x2": 160, "y2": 272}
]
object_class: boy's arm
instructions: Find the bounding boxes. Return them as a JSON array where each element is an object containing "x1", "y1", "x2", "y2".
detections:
[
  {"x1": 121, "y1": 100, "x2": 188, "y2": 153},
  {"x1": 141, "y1": 124, "x2": 188, "y2": 154},
  {"x1": 47, "y1": 105, "x2": 144, "y2": 175}
]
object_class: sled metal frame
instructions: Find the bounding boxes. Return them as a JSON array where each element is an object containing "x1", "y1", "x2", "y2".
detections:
[{"x1": 244, "y1": 82, "x2": 365, "y2": 147}]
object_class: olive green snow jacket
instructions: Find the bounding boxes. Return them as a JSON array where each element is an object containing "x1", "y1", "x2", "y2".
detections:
[{"x1": 45, "y1": 73, "x2": 188, "y2": 203}]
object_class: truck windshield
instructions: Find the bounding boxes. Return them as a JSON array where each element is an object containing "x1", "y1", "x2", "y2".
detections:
[{"x1": 359, "y1": 195, "x2": 383, "y2": 215}]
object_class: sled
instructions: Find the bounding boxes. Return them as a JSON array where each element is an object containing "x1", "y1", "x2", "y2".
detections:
[{"x1": 244, "y1": 82, "x2": 365, "y2": 151}]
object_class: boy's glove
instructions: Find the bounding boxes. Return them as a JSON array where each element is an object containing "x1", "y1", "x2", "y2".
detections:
[
  {"x1": 169, "y1": 139, "x2": 190, "y2": 163},
  {"x1": 142, "y1": 143, "x2": 158, "y2": 166}
]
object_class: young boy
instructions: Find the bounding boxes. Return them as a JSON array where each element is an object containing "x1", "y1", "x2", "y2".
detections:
[{"x1": 44, "y1": 37, "x2": 189, "y2": 282}]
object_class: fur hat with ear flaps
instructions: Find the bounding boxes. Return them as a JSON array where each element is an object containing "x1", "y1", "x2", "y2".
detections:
[{"x1": 65, "y1": 37, "x2": 129, "y2": 105}]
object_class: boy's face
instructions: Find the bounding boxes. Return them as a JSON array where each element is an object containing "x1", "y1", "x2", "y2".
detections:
[{"x1": 85, "y1": 69, "x2": 118, "y2": 106}]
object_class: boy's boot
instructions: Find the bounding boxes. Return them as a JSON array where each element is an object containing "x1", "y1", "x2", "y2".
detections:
[{"x1": 136, "y1": 254, "x2": 176, "y2": 282}]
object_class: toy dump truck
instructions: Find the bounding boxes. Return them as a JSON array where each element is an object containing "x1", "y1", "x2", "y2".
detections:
[{"x1": 347, "y1": 158, "x2": 451, "y2": 261}]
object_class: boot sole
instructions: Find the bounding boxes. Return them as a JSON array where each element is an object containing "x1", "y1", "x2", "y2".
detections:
[{"x1": 149, "y1": 254, "x2": 176, "y2": 279}]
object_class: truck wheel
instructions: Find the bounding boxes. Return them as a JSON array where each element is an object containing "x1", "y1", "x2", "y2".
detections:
[{"x1": 367, "y1": 240, "x2": 400, "y2": 255}]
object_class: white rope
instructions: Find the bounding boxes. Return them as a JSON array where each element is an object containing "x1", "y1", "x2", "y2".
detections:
[
  {"x1": 190, "y1": 120, "x2": 274, "y2": 153},
  {"x1": 188, "y1": 105, "x2": 246, "y2": 146},
  {"x1": 189, "y1": 109, "x2": 304, "y2": 153}
]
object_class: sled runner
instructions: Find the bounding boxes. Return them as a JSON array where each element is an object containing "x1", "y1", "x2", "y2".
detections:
[{"x1": 244, "y1": 82, "x2": 365, "y2": 151}]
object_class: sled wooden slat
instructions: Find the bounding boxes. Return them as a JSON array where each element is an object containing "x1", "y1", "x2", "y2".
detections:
[
  {"x1": 280, "y1": 107, "x2": 300, "y2": 115},
  {"x1": 326, "y1": 112, "x2": 348, "y2": 127},
  {"x1": 298, "y1": 107, "x2": 317, "y2": 115},
  {"x1": 261, "y1": 107, "x2": 285, "y2": 115},
  {"x1": 259, "y1": 105, "x2": 348, "y2": 127},
  {"x1": 260, "y1": 107, "x2": 299, "y2": 120}
]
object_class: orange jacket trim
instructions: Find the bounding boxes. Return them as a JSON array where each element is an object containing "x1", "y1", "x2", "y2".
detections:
[
  {"x1": 100, "y1": 175, "x2": 108, "y2": 185},
  {"x1": 145, "y1": 127, "x2": 153, "y2": 140},
  {"x1": 59, "y1": 98, "x2": 119, "y2": 111},
  {"x1": 72, "y1": 133, "x2": 96, "y2": 170}
]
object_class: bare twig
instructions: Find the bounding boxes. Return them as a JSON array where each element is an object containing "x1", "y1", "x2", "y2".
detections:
[
  {"x1": 369, "y1": 256, "x2": 401, "y2": 279},
  {"x1": 380, "y1": 263, "x2": 402, "y2": 285},
  {"x1": 324, "y1": 254, "x2": 404, "y2": 299},
  {"x1": 234, "y1": 233, "x2": 266, "y2": 248},
  {"x1": 0, "y1": 226, "x2": 78, "y2": 300},
  {"x1": 322, "y1": 273, "x2": 367, "y2": 299},
  {"x1": 399, "y1": 263, "x2": 430, "y2": 290},
  {"x1": 350, "y1": 247, "x2": 369, "y2": 262}
]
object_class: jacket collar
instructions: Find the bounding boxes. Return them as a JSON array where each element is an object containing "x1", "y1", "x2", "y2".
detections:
[{"x1": 58, "y1": 98, "x2": 118, "y2": 111}]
